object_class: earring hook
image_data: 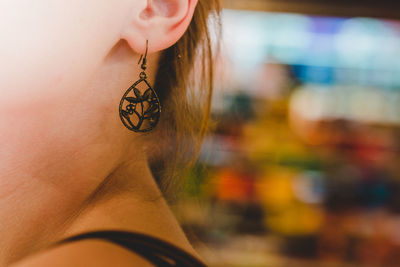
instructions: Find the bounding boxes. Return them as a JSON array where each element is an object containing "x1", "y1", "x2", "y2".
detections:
[{"x1": 138, "y1": 40, "x2": 149, "y2": 70}]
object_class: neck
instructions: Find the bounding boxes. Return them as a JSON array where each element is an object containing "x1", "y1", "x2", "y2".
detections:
[
  {"x1": 60, "y1": 159, "x2": 195, "y2": 250},
  {"x1": 5, "y1": 159, "x2": 198, "y2": 266}
]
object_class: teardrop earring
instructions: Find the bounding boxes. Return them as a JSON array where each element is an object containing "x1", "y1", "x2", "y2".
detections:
[{"x1": 119, "y1": 40, "x2": 161, "y2": 132}]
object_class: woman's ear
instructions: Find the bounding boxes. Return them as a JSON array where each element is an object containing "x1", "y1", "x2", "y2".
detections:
[{"x1": 120, "y1": 0, "x2": 198, "y2": 54}]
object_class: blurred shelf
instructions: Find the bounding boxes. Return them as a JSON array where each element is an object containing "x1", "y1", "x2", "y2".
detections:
[{"x1": 222, "y1": 0, "x2": 400, "y2": 20}]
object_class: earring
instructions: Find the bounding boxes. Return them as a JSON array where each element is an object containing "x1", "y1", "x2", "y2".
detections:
[{"x1": 119, "y1": 40, "x2": 161, "y2": 132}]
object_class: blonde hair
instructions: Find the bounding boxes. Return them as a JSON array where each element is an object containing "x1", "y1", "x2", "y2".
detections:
[{"x1": 151, "y1": 0, "x2": 221, "y2": 198}]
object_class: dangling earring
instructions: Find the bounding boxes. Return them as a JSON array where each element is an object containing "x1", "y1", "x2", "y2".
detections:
[{"x1": 119, "y1": 40, "x2": 161, "y2": 132}]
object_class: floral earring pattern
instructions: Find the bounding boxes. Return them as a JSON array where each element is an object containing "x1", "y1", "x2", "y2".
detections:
[
  {"x1": 118, "y1": 40, "x2": 161, "y2": 132},
  {"x1": 119, "y1": 75, "x2": 161, "y2": 132}
]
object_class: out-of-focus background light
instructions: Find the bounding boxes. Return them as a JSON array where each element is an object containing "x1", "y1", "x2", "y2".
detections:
[{"x1": 174, "y1": 1, "x2": 400, "y2": 266}]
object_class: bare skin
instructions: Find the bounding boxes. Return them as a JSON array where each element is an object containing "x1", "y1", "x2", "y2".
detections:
[{"x1": 0, "y1": 0, "x2": 200, "y2": 266}]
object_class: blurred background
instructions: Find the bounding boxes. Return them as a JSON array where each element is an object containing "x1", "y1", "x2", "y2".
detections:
[{"x1": 174, "y1": 1, "x2": 400, "y2": 266}]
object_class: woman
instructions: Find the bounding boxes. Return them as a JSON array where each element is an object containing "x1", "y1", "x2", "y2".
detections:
[{"x1": 0, "y1": 0, "x2": 220, "y2": 266}]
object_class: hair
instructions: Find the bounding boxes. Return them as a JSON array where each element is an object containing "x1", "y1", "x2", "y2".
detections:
[{"x1": 151, "y1": 0, "x2": 221, "y2": 199}]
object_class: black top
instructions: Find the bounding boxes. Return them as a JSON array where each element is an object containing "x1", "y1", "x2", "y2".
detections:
[{"x1": 55, "y1": 230, "x2": 208, "y2": 267}]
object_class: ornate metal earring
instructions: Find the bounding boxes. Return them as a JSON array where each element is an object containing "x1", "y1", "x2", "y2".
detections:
[{"x1": 119, "y1": 40, "x2": 161, "y2": 132}]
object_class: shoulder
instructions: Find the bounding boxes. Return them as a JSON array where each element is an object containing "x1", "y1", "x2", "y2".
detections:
[{"x1": 11, "y1": 239, "x2": 155, "y2": 267}]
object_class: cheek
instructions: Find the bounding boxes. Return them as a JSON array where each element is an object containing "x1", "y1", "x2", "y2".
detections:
[
  {"x1": 0, "y1": 0, "x2": 128, "y2": 105},
  {"x1": 0, "y1": 1, "x2": 104, "y2": 105},
  {"x1": 0, "y1": 1, "x2": 120, "y2": 129},
  {"x1": 0, "y1": 1, "x2": 122, "y2": 193}
]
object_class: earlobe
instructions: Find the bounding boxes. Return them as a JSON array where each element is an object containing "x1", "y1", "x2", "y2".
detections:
[{"x1": 121, "y1": 0, "x2": 198, "y2": 54}]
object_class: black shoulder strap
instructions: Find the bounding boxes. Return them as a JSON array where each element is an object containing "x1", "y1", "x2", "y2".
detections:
[{"x1": 55, "y1": 230, "x2": 207, "y2": 267}]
